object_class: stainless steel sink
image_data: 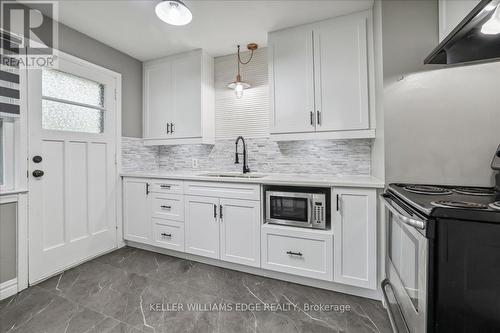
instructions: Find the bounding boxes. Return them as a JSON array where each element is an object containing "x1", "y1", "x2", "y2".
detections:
[{"x1": 198, "y1": 172, "x2": 267, "y2": 179}]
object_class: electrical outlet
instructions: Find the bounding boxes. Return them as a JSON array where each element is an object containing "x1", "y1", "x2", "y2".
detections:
[{"x1": 192, "y1": 158, "x2": 199, "y2": 168}]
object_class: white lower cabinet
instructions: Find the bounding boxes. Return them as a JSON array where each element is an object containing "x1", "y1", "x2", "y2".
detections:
[
  {"x1": 261, "y1": 225, "x2": 333, "y2": 281},
  {"x1": 185, "y1": 195, "x2": 220, "y2": 259},
  {"x1": 152, "y1": 218, "x2": 185, "y2": 252},
  {"x1": 184, "y1": 182, "x2": 261, "y2": 266},
  {"x1": 220, "y1": 198, "x2": 261, "y2": 267},
  {"x1": 151, "y1": 193, "x2": 184, "y2": 221},
  {"x1": 123, "y1": 177, "x2": 379, "y2": 292},
  {"x1": 332, "y1": 188, "x2": 377, "y2": 289},
  {"x1": 123, "y1": 178, "x2": 151, "y2": 243}
]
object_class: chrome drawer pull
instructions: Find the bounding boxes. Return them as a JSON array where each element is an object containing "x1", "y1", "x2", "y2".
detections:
[
  {"x1": 286, "y1": 251, "x2": 303, "y2": 256},
  {"x1": 160, "y1": 205, "x2": 172, "y2": 210},
  {"x1": 160, "y1": 184, "x2": 171, "y2": 189},
  {"x1": 161, "y1": 233, "x2": 172, "y2": 238}
]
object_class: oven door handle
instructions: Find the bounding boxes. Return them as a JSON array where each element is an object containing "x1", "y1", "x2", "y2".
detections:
[{"x1": 381, "y1": 195, "x2": 426, "y2": 230}]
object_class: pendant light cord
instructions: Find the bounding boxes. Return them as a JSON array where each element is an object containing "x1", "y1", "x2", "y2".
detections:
[{"x1": 237, "y1": 44, "x2": 255, "y2": 68}]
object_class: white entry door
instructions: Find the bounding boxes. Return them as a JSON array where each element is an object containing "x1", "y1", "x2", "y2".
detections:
[{"x1": 28, "y1": 54, "x2": 119, "y2": 283}]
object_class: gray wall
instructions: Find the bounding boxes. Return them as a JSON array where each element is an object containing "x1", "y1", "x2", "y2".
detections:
[
  {"x1": 34, "y1": 12, "x2": 143, "y2": 137},
  {"x1": 0, "y1": 203, "x2": 17, "y2": 284},
  {"x1": 381, "y1": 0, "x2": 499, "y2": 186},
  {"x1": 56, "y1": 23, "x2": 143, "y2": 137}
]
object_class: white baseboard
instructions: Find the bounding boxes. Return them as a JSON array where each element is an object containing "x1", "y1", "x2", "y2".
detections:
[
  {"x1": 0, "y1": 278, "x2": 18, "y2": 301},
  {"x1": 127, "y1": 241, "x2": 382, "y2": 301}
]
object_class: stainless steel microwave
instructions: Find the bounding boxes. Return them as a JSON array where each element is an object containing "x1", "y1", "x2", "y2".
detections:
[{"x1": 264, "y1": 186, "x2": 329, "y2": 229}]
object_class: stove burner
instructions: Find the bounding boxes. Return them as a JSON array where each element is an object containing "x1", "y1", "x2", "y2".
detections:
[
  {"x1": 453, "y1": 187, "x2": 495, "y2": 196},
  {"x1": 489, "y1": 202, "x2": 500, "y2": 211},
  {"x1": 404, "y1": 185, "x2": 452, "y2": 195},
  {"x1": 431, "y1": 201, "x2": 489, "y2": 209}
]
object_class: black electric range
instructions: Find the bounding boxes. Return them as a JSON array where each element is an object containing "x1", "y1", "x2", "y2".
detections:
[
  {"x1": 387, "y1": 183, "x2": 500, "y2": 223},
  {"x1": 381, "y1": 145, "x2": 500, "y2": 333}
]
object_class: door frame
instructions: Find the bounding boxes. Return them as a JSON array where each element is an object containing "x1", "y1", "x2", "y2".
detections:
[{"x1": 26, "y1": 50, "x2": 123, "y2": 284}]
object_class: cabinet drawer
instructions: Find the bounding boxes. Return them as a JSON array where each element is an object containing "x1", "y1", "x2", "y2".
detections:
[
  {"x1": 152, "y1": 193, "x2": 184, "y2": 221},
  {"x1": 261, "y1": 226, "x2": 333, "y2": 281},
  {"x1": 184, "y1": 181, "x2": 260, "y2": 201},
  {"x1": 152, "y1": 219, "x2": 185, "y2": 252},
  {"x1": 150, "y1": 179, "x2": 184, "y2": 194}
]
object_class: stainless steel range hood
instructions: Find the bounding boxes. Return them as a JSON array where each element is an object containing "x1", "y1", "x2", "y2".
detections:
[{"x1": 425, "y1": 0, "x2": 500, "y2": 65}]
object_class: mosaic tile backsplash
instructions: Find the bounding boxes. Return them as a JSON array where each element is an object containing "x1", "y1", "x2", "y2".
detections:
[
  {"x1": 122, "y1": 137, "x2": 372, "y2": 176},
  {"x1": 121, "y1": 137, "x2": 160, "y2": 173}
]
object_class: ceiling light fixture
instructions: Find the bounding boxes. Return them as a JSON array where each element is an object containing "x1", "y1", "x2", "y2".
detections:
[
  {"x1": 228, "y1": 43, "x2": 258, "y2": 99},
  {"x1": 155, "y1": 0, "x2": 192, "y2": 26},
  {"x1": 481, "y1": 3, "x2": 500, "y2": 34}
]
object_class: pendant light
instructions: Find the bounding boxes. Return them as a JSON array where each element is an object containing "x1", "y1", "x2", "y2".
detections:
[
  {"x1": 155, "y1": 0, "x2": 192, "y2": 26},
  {"x1": 228, "y1": 43, "x2": 258, "y2": 99}
]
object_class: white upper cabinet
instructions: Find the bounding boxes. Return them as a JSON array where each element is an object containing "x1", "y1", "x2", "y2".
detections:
[
  {"x1": 313, "y1": 14, "x2": 369, "y2": 132},
  {"x1": 269, "y1": 26, "x2": 315, "y2": 134},
  {"x1": 269, "y1": 10, "x2": 374, "y2": 141},
  {"x1": 439, "y1": 0, "x2": 480, "y2": 42},
  {"x1": 143, "y1": 49, "x2": 215, "y2": 146}
]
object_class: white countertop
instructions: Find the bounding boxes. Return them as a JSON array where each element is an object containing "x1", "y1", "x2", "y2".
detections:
[{"x1": 121, "y1": 171, "x2": 385, "y2": 188}]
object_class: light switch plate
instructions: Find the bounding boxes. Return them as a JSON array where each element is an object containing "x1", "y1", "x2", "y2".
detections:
[{"x1": 491, "y1": 144, "x2": 500, "y2": 170}]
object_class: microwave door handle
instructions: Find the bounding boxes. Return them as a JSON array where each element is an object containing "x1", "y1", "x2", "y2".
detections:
[
  {"x1": 381, "y1": 196, "x2": 426, "y2": 230},
  {"x1": 308, "y1": 196, "x2": 314, "y2": 225}
]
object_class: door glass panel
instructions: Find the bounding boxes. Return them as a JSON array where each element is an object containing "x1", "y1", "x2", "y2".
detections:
[
  {"x1": 42, "y1": 68, "x2": 104, "y2": 108},
  {"x1": 389, "y1": 213, "x2": 420, "y2": 311},
  {"x1": 42, "y1": 99, "x2": 103, "y2": 133},
  {"x1": 270, "y1": 196, "x2": 308, "y2": 222},
  {"x1": 41, "y1": 68, "x2": 105, "y2": 133}
]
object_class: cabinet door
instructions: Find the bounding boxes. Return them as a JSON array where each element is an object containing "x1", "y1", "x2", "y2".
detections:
[
  {"x1": 123, "y1": 178, "x2": 151, "y2": 243},
  {"x1": 269, "y1": 26, "x2": 315, "y2": 134},
  {"x1": 313, "y1": 13, "x2": 370, "y2": 132},
  {"x1": 219, "y1": 199, "x2": 260, "y2": 267},
  {"x1": 332, "y1": 188, "x2": 376, "y2": 289},
  {"x1": 171, "y1": 53, "x2": 202, "y2": 138},
  {"x1": 144, "y1": 61, "x2": 173, "y2": 139},
  {"x1": 185, "y1": 196, "x2": 220, "y2": 259}
]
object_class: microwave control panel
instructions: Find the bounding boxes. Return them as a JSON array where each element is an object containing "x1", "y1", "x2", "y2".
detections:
[{"x1": 312, "y1": 194, "x2": 326, "y2": 229}]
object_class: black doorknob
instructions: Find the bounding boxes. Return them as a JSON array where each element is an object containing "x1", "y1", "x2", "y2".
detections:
[
  {"x1": 33, "y1": 156, "x2": 42, "y2": 163},
  {"x1": 32, "y1": 170, "x2": 44, "y2": 178}
]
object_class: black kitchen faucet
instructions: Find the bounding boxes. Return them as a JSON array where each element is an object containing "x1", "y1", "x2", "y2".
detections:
[{"x1": 234, "y1": 136, "x2": 250, "y2": 174}]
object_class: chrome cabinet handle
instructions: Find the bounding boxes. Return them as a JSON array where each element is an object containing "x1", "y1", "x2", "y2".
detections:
[
  {"x1": 310, "y1": 111, "x2": 314, "y2": 126},
  {"x1": 166, "y1": 123, "x2": 170, "y2": 134},
  {"x1": 214, "y1": 204, "x2": 217, "y2": 219},
  {"x1": 160, "y1": 205, "x2": 171, "y2": 210},
  {"x1": 286, "y1": 251, "x2": 303, "y2": 256},
  {"x1": 381, "y1": 195, "x2": 426, "y2": 230},
  {"x1": 316, "y1": 110, "x2": 321, "y2": 125},
  {"x1": 170, "y1": 123, "x2": 174, "y2": 134},
  {"x1": 161, "y1": 233, "x2": 172, "y2": 238},
  {"x1": 146, "y1": 183, "x2": 150, "y2": 195},
  {"x1": 219, "y1": 205, "x2": 223, "y2": 221},
  {"x1": 160, "y1": 184, "x2": 171, "y2": 189}
]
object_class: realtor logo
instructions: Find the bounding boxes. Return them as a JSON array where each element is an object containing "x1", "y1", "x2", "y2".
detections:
[{"x1": 1, "y1": 0, "x2": 58, "y2": 68}]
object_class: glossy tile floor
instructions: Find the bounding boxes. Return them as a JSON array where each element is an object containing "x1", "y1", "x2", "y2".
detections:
[{"x1": 0, "y1": 247, "x2": 391, "y2": 333}]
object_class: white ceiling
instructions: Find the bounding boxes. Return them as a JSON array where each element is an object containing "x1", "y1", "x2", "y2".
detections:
[{"x1": 47, "y1": 0, "x2": 373, "y2": 61}]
